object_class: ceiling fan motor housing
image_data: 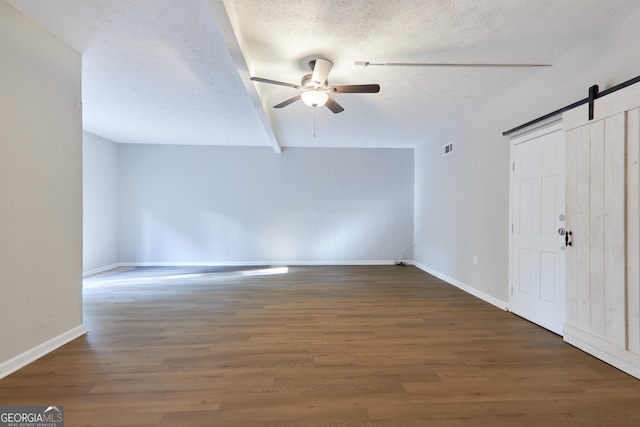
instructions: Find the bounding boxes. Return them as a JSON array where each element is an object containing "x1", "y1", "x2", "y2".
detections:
[{"x1": 302, "y1": 73, "x2": 328, "y2": 89}]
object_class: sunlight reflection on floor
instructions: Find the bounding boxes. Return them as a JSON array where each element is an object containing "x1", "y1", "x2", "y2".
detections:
[{"x1": 83, "y1": 266, "x2": 289, "y2": 288}]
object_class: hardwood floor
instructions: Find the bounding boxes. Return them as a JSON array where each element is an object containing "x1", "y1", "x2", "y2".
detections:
[{"x1": 2, "y1": 265, "x2": 640, "y2": 426}]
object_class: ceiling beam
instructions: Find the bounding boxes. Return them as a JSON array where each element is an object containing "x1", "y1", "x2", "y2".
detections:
[{"x1": 207, "y1": 0, "x2": 282, "y2": 153}]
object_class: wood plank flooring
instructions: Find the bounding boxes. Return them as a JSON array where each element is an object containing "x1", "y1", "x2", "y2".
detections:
[{"x1": 2, "y1": 265, "x2": 640, "y2": 426}]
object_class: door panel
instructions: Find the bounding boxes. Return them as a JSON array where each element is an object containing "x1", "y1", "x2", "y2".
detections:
[
  {"x1": 566, "y1": 113, "x2": 626, "y2": 345},
  {"x1": 518, "y1": 248, "x2": 533, "y2": 295},
  {"x1": 510, "y1": 127, "x2": 566, "y2": 335},
  {"x1": 562, "y1": 83, "x2": 640, "y2": 379},
  {"x1": 541, "y1": 175, "x2": 559, "y2": 235},
  {"x1": 540, "y1": 251, "x2": 557, "y2": 303},
  {"x1": 628, "y1": 108, "x2": 640, "y2": 355}
]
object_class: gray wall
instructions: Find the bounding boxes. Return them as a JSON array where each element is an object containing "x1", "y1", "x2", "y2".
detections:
[
  {"x1": 0, "y1": 1, "x2": 84, "y2": 370},
  {"x1": 83, "y1": 131, "x2": 119, "y2": 273},
  {"x1": 414, "y1": 6, "x2": 640, "y2": 305},
  {"x1": 116, "y1": 145, "x2": 414, "y2": 265}
]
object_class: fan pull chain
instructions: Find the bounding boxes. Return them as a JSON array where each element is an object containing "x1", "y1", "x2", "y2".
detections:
[{"x1": 313, "y1": 107, "x2": 316, "y2": 138}]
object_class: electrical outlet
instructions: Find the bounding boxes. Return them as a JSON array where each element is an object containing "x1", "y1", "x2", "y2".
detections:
[{"x1": 473, "y1": 256, "x2": 478, "y2": 266}]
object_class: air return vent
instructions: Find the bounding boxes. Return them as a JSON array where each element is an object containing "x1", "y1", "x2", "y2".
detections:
[{"x1": 442, "y1": 142, "x2": 453, "y2": 156}]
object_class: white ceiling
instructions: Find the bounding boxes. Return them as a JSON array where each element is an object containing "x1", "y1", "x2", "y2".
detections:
[{"x1": 7, "y1": 0, "x2": 640, "y2": 150}]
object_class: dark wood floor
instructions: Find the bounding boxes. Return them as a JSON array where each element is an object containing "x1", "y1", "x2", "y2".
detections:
[{"x1": 2, "y1": 265, "x2": 640, "y2": 426}]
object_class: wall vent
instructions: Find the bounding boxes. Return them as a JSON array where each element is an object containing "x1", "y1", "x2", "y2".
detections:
[{"x1": 442, "y1": 142, "x2": 453, "y2": 156}]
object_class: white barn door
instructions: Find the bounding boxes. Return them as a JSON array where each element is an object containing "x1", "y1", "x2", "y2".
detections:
[
  {"x1": 563, "y1": 83, "x2": 640, "y2": 379},
  {"x1": 510, "y1": 124, "x2": 566, "y2": 335}
]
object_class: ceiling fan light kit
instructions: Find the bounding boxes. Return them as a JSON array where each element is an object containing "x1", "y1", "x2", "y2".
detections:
[
  {"x1": 301, "y1": 90, "x2": 329, "y2": 107},
  {"x1": 250, "y1": 58, "x2": 380, "y2": 114}
]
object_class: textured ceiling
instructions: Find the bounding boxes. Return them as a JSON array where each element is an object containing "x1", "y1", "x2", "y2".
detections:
[
  {"x1": 7, "y1": 0, "x2": 640, "y2": 149},
  {"x1": 7, "y1": 0, "x2": 274, "y2": 148}
]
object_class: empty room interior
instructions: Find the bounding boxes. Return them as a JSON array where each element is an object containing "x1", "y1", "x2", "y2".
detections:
[{"x1": 2, "y1": 0, "x2": 640, "y2": 425}]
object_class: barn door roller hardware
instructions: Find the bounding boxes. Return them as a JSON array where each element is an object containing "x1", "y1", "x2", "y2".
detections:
[
  {"x1": 588, "y1": 85, "x2": 598, "y2": 121},
  {"x1": 503, "y1": 74, "x2": 640, "y2": 136}
]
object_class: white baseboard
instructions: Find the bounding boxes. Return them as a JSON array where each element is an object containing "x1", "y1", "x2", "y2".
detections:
[
  {"x1": 118, "y1": 260, "x2": 409, "y2": 267},
  {"x1": 0, "y1": 325, "x2": 87, "y2": 380},
  {"x1": 414, "y1": 262, "x2": 508, "y2": 311},
  {"x1": 83, "y1": 263, "x2": 120, "y2": 277}
]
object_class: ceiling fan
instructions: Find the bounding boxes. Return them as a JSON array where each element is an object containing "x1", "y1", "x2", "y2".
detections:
[{"x1": 250, "y1": 58, "x2": 380, "y2": 114}]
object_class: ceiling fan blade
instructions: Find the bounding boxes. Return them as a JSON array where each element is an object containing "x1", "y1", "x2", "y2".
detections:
[
  {"x1": 330, "y1": 84, "x2": 381, "y2": 94},
  {"x1": 311, "y1": 58, "x2": 333, "y2": 86},
  {"x1": 251, "y1": 76, "x2": 301, "y2": 89},
  {"x1": 273, "y1": 95, "x2": 301, "y2": 108},
  {"x1": 325, "y1": 97, "x2": 344, "y2": 114}
]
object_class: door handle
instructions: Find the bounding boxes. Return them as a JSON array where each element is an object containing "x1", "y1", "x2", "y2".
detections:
[{"x1": 565, "y1": 230, "x2": 573, "y2": 247}]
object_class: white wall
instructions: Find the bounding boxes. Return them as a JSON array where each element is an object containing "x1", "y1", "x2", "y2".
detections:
[
  {"x1": 83, "y1": 131, "x2": 119, "y2": 274},
  {"x1": 118, "y1": 145, "x2": 414, "y2": 264},
  {"x1": 0, "y1": 1, "x2": 84, "y2": 375},
  {"x1": 414, "y1": 7, "x2": 640, "y2": 305}
]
